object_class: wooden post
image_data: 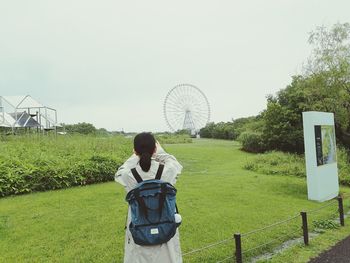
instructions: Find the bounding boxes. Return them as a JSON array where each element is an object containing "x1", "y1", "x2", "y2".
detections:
[
  {"x1": 234, "y1": 233, "x2": 242, "y2": 263},
  {"x1": 338, "y1": 196, "x2": 345, "y2": 226},
  {"x1": 301, "y1": 211, "x2": 309, "y2": 245}
]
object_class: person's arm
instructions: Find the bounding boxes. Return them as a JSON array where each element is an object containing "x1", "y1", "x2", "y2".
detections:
[
  {"x1": 115, "y1": 154, "x2": 139, "y2": 188},
  {"x1": 154, "y1": 142, "x2": 183, "y2": 184}
]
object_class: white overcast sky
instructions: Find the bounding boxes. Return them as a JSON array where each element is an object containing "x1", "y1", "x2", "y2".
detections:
[{"x1": 0, "y1": 0, "x2": 349, "y2": 132}]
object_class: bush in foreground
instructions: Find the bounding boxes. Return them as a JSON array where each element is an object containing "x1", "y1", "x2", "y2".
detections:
[
  {"x1": 0, "y1": 135, "x2": 131, "y2": 197},
  {"x1": 0, "y1": 133, "x2": 192, "y2": 197}
]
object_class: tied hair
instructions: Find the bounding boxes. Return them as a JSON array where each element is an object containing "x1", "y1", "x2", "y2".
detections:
[{"x1": 139, "y1": 152, "x2": 152, "y2": 172}]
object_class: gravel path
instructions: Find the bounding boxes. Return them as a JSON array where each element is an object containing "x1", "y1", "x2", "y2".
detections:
[{"x1": 308, "y1": 235, "x2": 350, "y2": 263}]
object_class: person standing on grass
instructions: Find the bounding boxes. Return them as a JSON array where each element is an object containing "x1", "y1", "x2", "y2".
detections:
[{"x1": 115, "y1": 132, "x2": 183, "y2": 263}]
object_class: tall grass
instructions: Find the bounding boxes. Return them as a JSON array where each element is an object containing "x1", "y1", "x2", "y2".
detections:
[
  {"x1": 243, "y1": 147, "x2": 350, "y2": 186},
  {"x1": 0, "y1": 134, "x2": 192, "y2": 197},
  {"x1": 0, "y1": 135, "x2": 132, "y2": 196}
]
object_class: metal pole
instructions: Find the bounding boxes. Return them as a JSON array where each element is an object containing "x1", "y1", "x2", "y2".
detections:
[
  {"x1": 38, "y1": 108, "x2": 42, "y2": 134},
  {"x1": 338, "y1": 196, "x2": 345, "y2": 226},
  {"x1": 0, "y1": 97, "x2": 3, "y2": 126},
  {"x1": 234, "y1": 233, "x2": 242, "y2": 263},
  {"x1": 301, "y1": 212, "x2": 309, "y2": 245},
  {"x1": 55, "y1": 109, "x2": 57, "y2": 136},
  {"x1": 45, "y1": 107, "x2": 48, "y2": 129}
]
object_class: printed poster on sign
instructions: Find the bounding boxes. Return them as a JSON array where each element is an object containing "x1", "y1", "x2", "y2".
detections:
[{"x1": 314, "y1": 125, "x2": 336, "y2": 166}]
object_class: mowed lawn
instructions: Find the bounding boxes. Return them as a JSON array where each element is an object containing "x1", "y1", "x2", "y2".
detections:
[{"x1": 0, "y1": 139, "x2": 349, "y2": 262}]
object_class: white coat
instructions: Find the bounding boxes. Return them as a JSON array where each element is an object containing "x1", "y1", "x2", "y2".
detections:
[{"x1": 115, "y1": 145, "x2": 183, "y2": 263}]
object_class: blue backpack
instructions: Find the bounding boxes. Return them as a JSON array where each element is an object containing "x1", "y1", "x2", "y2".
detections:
[{"x1": 125, "y1": 164, "x2": 180, "y2": 246}]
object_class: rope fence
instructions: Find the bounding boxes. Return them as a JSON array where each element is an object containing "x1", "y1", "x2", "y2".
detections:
[
  {"x1": 216, "y1": 255, "x2": 233, "y2": 263},
  {"x1": 241, "y1": 214, "x2": 300, "y2": 238},
  {"x1": 182, "y1": 238, "x2": 232, "y2": 257},
  {"x1": 243, "y1": 228, "x2": 301, "y2": 254},
  {"x1": 181, "y1": 194, "x2": 349, "y2": 263},
  {"x1": 306, "y1": 198, "x2": 338, "y2": 214},
  {"x1": 234, "y1": 195, "x2": 349, "y2": 263}
]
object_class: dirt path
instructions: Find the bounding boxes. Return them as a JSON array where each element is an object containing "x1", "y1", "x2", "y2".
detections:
[{"x1": 308, "y1": 235, "x2": 350, "y2": 263}]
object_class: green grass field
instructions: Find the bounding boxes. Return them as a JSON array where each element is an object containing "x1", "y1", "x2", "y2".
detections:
[{"x1": 0, "y1": 139, "x2": 349, "y2": 262}]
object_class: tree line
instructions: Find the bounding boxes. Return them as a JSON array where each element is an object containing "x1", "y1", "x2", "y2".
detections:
[
  {"x1": 62, "y1": 122, "x2": 120, "y2": 136},
  {"x1": 200, "y1": 23, "x2": 350, "y2": 154}
]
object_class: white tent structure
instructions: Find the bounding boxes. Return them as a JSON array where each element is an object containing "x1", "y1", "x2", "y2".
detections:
[
  {"x1": 0, "y1": 112, "x2": 17, "y2": 128},
  {"x1": 0, "y1": 95, "x2": 59, "y2": 132}
]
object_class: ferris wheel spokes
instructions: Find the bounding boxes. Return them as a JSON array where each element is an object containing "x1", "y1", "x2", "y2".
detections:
[{"x1": 163, "y1": 84, "x2": 210, "y2": 135}]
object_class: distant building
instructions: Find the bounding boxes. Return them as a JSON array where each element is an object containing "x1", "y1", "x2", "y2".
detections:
[{"x1": 0, "y1": 95, "x2": 59, "y2": 132}]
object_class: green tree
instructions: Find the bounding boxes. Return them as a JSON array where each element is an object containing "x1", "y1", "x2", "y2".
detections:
[
  {"x1": 96, "y1": 128, "x2": 110, "y2": 136},
  {"x1": 64, "y1": 122, "x2": 97, "y2": 135},
  {"x1": 261, "y1": 23, "x2": 350, "y2": 152},
  {"x1": 306, "y1": 22, "x2": 350, "y2": 146},
  {"x1": 305, "y1": 22, "x2": 350, "y2": 76},
  {"x1": 175, "y1": 129, "x2": 191, "y2": 135},
  {"x1": 200, "y1": 122, "x2": 215, "y2": 138},
  {"x1": 233, "y1": 116, "x2": 263, "y2": 139}
]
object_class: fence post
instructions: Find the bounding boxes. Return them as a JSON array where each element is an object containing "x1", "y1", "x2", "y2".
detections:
[
  {"x1": 234, "y1": 233, "x2": 242, "y2": 263},
  {"x1": 300, "y1": 211, "x2": 309, "y2": 245},
  {"x1": 338, "y1": 196, "x2": 345, "y2": 226}
]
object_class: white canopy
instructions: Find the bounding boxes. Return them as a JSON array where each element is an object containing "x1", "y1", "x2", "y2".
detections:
[
  {"x1": 1, "y1": 95, "x2": 44, "y2": 108},
  {"x1": 0, "y1": 112, "x2": 20, "y2": 127},
  {"x1": 0, "y1": 95, "x2": 58, "y2": 130}
]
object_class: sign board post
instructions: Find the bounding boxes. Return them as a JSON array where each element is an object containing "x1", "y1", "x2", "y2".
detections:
[{"x1": 302, "y1": 111, "x2": 339, "y2": 202}]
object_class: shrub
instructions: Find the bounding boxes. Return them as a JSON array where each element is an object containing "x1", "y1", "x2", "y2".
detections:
[
  {"x1": 0, "y1": 133, "x2": 192, "y2": 197},
  {"x1": 64, "y1": 122, "x2": 97, "y2": 135},
  {"x1": 243, "y1": 148, "x2": 350, "y2": 186},
  {"x1": 238, "y1": 131, "x2": 266, "y2": 153},
  {"x1": 243, "y1": 151, "x2": 305, "y2": 177},
  {"x1": 313, "y1": 219, "x2": 339, "y2": 233},
  {"x1": 155, "y1": 134, "x2": 192, "y2": 144},
  {"x1": 199, "y1": 117, "x2": 260, "y2": 140},
  {"x1": 0, "y1": 135, "x2": 131, "y2": 197},
  {"x1": 337, "y1": 147, "x2": 350, "y2": 186}
]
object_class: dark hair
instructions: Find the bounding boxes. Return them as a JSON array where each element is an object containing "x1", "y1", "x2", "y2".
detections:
[{"x1": 134, "y1": 132, "x2": 156, "y2": 172}]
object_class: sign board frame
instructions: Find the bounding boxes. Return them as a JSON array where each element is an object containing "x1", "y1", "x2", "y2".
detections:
[{"x1": 302, "y1": 111, "x2": 339, "y2": 202}]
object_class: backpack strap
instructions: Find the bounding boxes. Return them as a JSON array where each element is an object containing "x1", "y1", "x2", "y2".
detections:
[
  {"x1": 155, "y1": 164, "x2": 164, "y2": 180},
  {"x1": 156, "y1": 164, "x2": 165, "y2": 218},
  {"x1": 131, "y1": 168, "x2": 143, "y2": 183},
  {"x1": 175, "y1": 203, "x2": 179, "y2": 213},
  {"x1": 134, "y1": 188, "x2": 149, "y2": 220},
  {"x1": 158, "y1": 184, "x2": 167, "y2": 219}
]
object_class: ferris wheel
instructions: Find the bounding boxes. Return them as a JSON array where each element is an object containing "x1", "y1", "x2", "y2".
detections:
[{"x1": 163, "y1": 84, "x2": 210, "y2": 135}]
